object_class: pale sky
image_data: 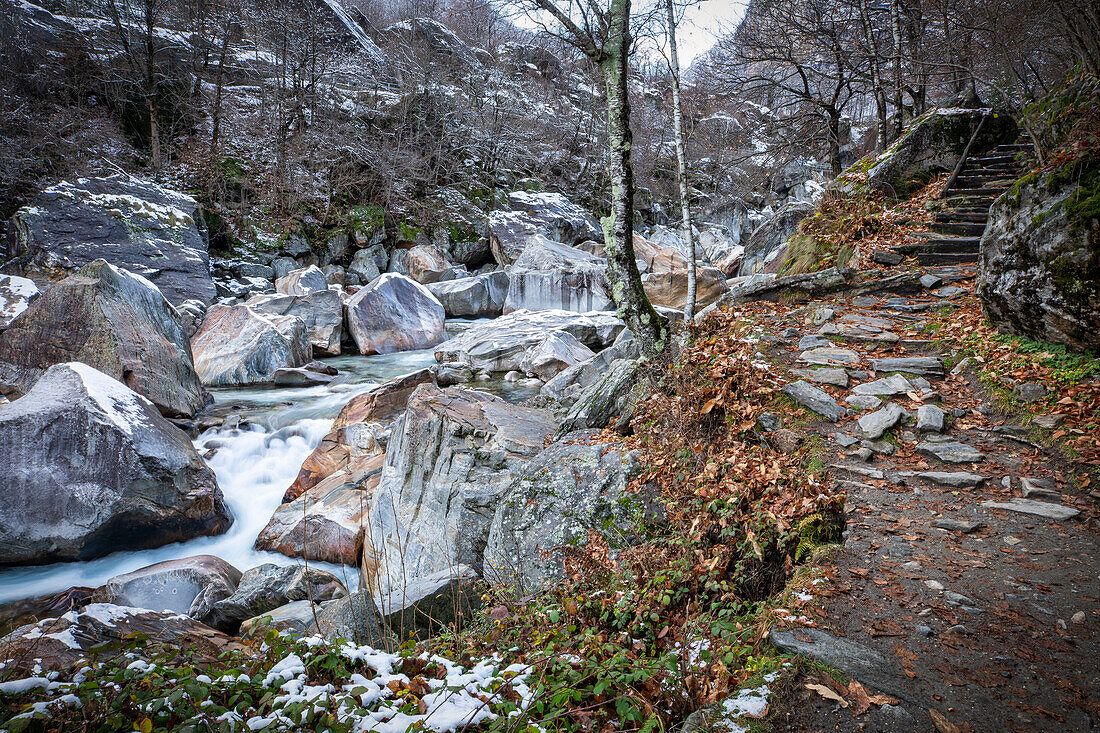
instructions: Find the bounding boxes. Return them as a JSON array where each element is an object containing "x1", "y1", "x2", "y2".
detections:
[{"x1": 677, "y1": 0, "x2": 747, "y2": 63}]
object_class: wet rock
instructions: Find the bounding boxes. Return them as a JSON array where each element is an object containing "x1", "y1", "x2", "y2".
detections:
[
  {"x1": 981, "y1": 498, "x2": 1079, "y2": 521},
  {"x1": 790, "y1": 367, "x2": 849, "y2": 388},
  {"x1": 275, "y1": 265, "x2": 328, "y2": 296},
  {"x1": 485, "y1": 433, "x2": 644, "y2": 592},
  {"x1": 798, "y1": 347, "x2": 860, "y2": 367},
  {"x1": 435, "y1": 309, "x2": 623, "y2": 373},
  {"x1": 916, "y1": 438, "x2": 984, "y2": 463},
  {"x1": 273, "y1": 367, "x2": 333, "y2": 386},
  {"x1": 205, "y1": 564, "x2": 346, "y2": 632},
  {"x1": 871, "y1": 356, "x2": 945, "y2": 378},
  {"x1": 0, "y1": 275, "x2": 38, "y2": 330},
  {"x1": 0, "y1": 604, "x2": 246, "y2": 674},
  {"x1": 916, "y1": 404, "x2": 945, "y2": 433},
  {"x1": 246, "y1": 289, "x2": 344, "y2": 357},
  {"x1": 782, "y1": 380, "x2": 845, "y2": 422},
  {"x1": 346, "y1": 273, "x2": 445, "y2": 355},
  {"x1": 858, "y1": 402, "x2": 904, "y2": 439},
  {"x1": 503, "y1": 236, "x2": 611, "y2": 313},
  {"x1": 376, "y1": 565, "x2": 484, "y2": 641},
  {"x1": 191, "y1": 304, "x2": 311, "y2": 386},
  {"x1": 7, "y1": 174, "x2": 216, "y2": 306},
  {"x1": 366, "y1": 385, "x2": 556, "y2": 595},
  {"x1": 94, "y1": 555, "x2": 241, "y2": 622},
  {"x1": 0, "y1": 363, "x2": 231, "y2": 565},
  {"x1": 0, "y1": 260, "x2": 210, "y2": 417},
  {"x1": 427, "y1": 271, "x2": 509, "y2": 318},
  {"x1": 0, "y1": 586, "x2": 95, "y2": 637}
]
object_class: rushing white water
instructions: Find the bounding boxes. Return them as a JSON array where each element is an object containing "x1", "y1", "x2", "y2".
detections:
[{"x1": 0, "y1": 321, "x2": 543, "y2": 606}]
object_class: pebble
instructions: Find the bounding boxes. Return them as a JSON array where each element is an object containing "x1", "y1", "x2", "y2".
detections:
[
  {"x1": 915, "y1": 624, "x2": 934, "y2": 637},
  {"x1": 1013, "y1": 382, "x2": 1047, "y2": 403},
  {"x1": 924, "y1": 580, "x2": 945, "y2": 591},
  {"x1": 935, "y1": 517, "x2": 983, "y2": 533},
  {"x1": 1071, "y1": 611, "x2": 1086, "y2": 624},
  {"x1": 1004, "y1": 536, "x2": 1021, "y2": 546},
  {"x1": 950, "y1": 624, "x2": 971, "y2": 635}
]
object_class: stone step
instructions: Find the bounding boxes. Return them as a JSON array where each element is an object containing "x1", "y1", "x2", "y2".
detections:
[
  {"x1": 915, "y1": 251, "x2": 980, "y2": 265},
  {"x1": 944, "y1": 187, "x2": 1007, "y2": 197},
  {"x1": 953, "y1": 177, "x2": 1016, "y2": 188},
  {"x1": 940, "y1": 195, "x2": 997, "y2": 207},
  {"x1": 896, "y1": 236, "x2": 981, "y2": 254},
  {"x1": 934, "y1": 211, "x2": 988, "y2": 223},
  {"x1": 930, "y1": 221, "x2": 986, "y2": 236},
  {"x1": 971, "y1": 155, "x2": 1017, "y2": 165}
]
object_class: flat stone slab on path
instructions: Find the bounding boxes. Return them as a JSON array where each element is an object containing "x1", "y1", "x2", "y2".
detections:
[
  {"x1": 782, "y1": 380, "x2": 845, "y2": 422},
  {"x1": 790, "y1": 367, "x2": 849, "y2": 388},
  {"x1": 858, "y1": 402, "x2": 904, "y2": 439},
  {"x1": 871, "y1": 357, "x2": 945, "y2": 378},
  {"x1": 916, "y1": 438, "x2": 984, "y2": 463},
  {"x1": 799, "y1": 347, "x2": 861, "y2": 367},
  {"x1": 981, "y1": 498, "x2": 1080, "y2": 521},
  {"x1": 852, "y1": 374, "x2": 914, "y2": 396},
  {"x1": 901, "y1": 471, "x2": 986, "y2": 488}
]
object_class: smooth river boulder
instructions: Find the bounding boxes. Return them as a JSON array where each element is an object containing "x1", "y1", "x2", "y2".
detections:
[
  {"x1": 519, "y1": 331, "x2": 595, "y2": 381},
  {"x1": 0, "y1": 260, "x2": 210, "y2": 417},
  {"x1": 190, "y1": 304, "x2": 311, "y2": 385},
  {"x1": 364, "y1": 384, "x2": 556, "y2": 596},
  {"x1": 484, "y1": 432, "x2": 645, "y2": 593},
  {"x1": 978, "y1": 169, "x2": 1100, "y2": 351},
  {"x1": 275, "y1": 265, "x2": 328, "y2": 296},
  {"x1": 346, "y1": 273, "x2": 446, "y2": 355},
  {"x1": 427, "y1": 270, "x2": 509, "y2": 317},
  {"x1": 434, "y1": 309, "x2": 624, "y2": 373},
  {"x1": 488, "y1": 191, "x2": 602, "y2": 266},
  {"x1": 247, "y1": 289, "x2": 344, "y2": 357},
  {"x1": 0, "y1": 363, "x2": 232, "y2": 565},
  {"x1": 6, "y1": 174, "x2": 216, "y2": 305},
  {"x1": 93, "y1": 555, "x2": 242, "y2": 621},
  {"x1": 205, "y1": 563, "x2": 347, "y2": 632},
  {"x1": 503, "y1": 235, "x2": 611, "y2": 313}
]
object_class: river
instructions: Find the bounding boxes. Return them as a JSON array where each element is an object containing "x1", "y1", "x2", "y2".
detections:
[{"x1": 0, "y1": 320, "x2": 539, "y2": 605}]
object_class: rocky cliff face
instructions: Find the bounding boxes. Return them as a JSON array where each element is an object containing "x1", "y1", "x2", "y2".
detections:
[{"x1": 979, "y1": 170, "x2": 1100, "y2": 351}]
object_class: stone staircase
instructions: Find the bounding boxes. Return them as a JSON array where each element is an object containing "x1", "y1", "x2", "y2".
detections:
[{"x1": 893, "y1": 138, "x2": 1034, "y2": 265}]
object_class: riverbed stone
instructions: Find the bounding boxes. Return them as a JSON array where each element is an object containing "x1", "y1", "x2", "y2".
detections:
[
  {"x1": 0, "y1": 363, "x2": 231, "y2": 565},
  {"x1": 247, "y1": 289, "x2": 344, "y2": 357},
  {"x1": 782, "y1": 380, "x2": 845, "y2": 421},
  {"x1": 427, "y1": 271, "x2": 509, "y2": 318},
  {"x1": 503, "y1": 236, "x2": 611, "y2": 313},
  {"x1": 191, "y1": 304, "x2": 311, "y2": 386},
  {"x1": 332, "y1": 369, "x2": 437, "y2": 431},
  {"x1": 520, "y1": 331, "x2": 596, "y2": 381},
  {"x1": 94, "y1": 555, "x2": 241, "y2": 622},
  {"x1": 205, "y1": 564, "x2": 347, "y2": 632},
  {"x1": 0, "y1": 260, "x2": 210, "y2": 417},
  {"x1": 346, "y1": 273, "x2": 445, "y2": 355},
  {"x1": 275, "y1": 265, "x2": 328, "y2": 296}
]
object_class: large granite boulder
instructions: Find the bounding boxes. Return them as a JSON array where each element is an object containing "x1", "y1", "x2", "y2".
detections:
[
  {"x1": 246, "y1": 289, "x2": 344, "y2": 357},
  {"x1": 427, "y1": 271, "x2": 509, "y2": 318},
  {"x1": 541, "y1": 329, "x2": 640, "y2": 404},
  {"x1": 364, "y1": 385, "x2": 556, "y2": 595},
  {"x1": 375, "y1": 565, "x2": 483, "y2": 642},
  {"x1": 519, "y1": 331, "x2": 596, "y2": 381},
  {"x1": 738, "y1": 201, "x2": 814, "y2": 276},
  {"x1": 488, "y1": 191, "x2": 602, "y2": 266},
  {"x1": 5, "y1": 175, "x2": 216, "y2": 305},
  {"x1": 93, "y1": 555, "x2": 241, "y2": 622},
  {"x1": 205, "y1": 563, "x2": 347, "y2": 632},
  {"x1": 275, "y1": 265, "x2": 328, "y2": 296},
  {"x1": 642, "y1": 265, "x2": 729, "y2": 310},
  {"x1": 0, "y1": 604, "x2": 246, "y2": 675},
  {"x1": 0, "y1": 260, "x2": 210, "y2": 417},
  {"x1": 558, "y1": 358, "x2": 641, "y2": 433},
  {"x1": 190, "y1": 304, "x2": 311, "y2": 385},
  {"x1": 484, "y1": 432, "x2": 644, "y2": 592},
  {"x1": 330, "y1": 368, "x2": 437, "y2": 432},
  {"x1": 979, "y1": 170, "x2": 1100, "y2": 351},
  {"x1": 389, "y1": 244, "x2": 450, "y2": 284},
  {"x1": 0, "y1": 275, "x2": 38, "y2": 330},
  {"x1": 503, "y1": 235, "x2": 611, "y2": 313},
  {"x1": 346, "y1": 273, "x2": 446, "y2": 355},
  {"x1": 316, "y1": 591, "x2": 396, "y2": 648},
  {"x1": 434, "y1": 309, "x2": 624, "y2": 373},
  {"x1": 0, "y1": 363, "x2": 231, "y2": 565},
  {"x1": 257, "y1": 425, "x2": 385, "y2": 565},
  {"x1": 865, "y1": 107, "x2": 1017, "y2": 198}
]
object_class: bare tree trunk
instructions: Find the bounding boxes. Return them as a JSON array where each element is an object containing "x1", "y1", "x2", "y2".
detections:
[
  {"x1": 601, "y1": 0, "x2": 667, "y2": 358},
  {"x1": 210, "y1": 23, "x2": 231, "y2": 155},
  {"x1": 666, "y1": 0, "x2": 697, "y2": 320},
  {"x1": 827, "y1": 109, "x2": 842, "y2": 177},
  {"x1": 889, "y1": 0, "x2": 904, "y2": 139},
  {"x1": 858, "y1": 0, "x2": 888, "y2": 151}
]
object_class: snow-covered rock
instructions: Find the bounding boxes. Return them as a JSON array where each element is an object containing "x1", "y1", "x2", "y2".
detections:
[
  {"x1": 0, "y1": 363, "x2": 231, "y2": 565},
  {"x1": 0, "y1": 260, "x2": 210, "y2": 418},
  {"x1": 488, "y1": 191, "x2": 602, "y2": 266},
  {"x1": 7, "y1": 174, "x2": 215, "y2": 306},
  {"x1": 0, "y1": 275, "x2": 38, "y2": 331}
]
